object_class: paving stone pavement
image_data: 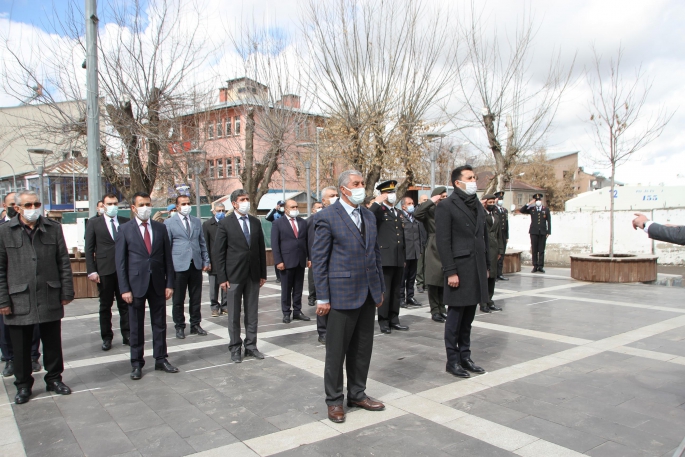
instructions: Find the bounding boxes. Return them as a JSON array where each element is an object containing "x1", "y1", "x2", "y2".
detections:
[{"x1": 2, "y1": 267, "x2": 685, "y2": 456}]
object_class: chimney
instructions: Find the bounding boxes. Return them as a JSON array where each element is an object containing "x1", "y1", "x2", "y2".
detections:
[
  {"x1": 280, "y1": 94, "x2": 300, "y2": 109},
  {"x1": 219, "y1": 87, "x2": 228, "y2": 103}
]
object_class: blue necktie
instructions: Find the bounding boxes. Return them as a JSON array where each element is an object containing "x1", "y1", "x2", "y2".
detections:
[{"x1": 240, "y1": 216, "x2": 250, "y2": 246}]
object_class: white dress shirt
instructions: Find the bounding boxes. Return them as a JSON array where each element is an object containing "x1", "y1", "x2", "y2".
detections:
[
  {"x1": 136, "y1": 217, "x2": 153, "y2": 244},
  {"x1": 644, "y1": 221, "x2": 654, "y2": 234},
  {"x1": 107, "y1": 216, "x2": 119, "y2": 240},
  {"x1": 235, "y1": 211, "x2": 251, "y2": 234}
]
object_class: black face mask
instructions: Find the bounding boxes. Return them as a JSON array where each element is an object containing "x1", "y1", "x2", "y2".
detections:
[
  {"x1": 486, "y1": 205, "x2": 496, "y2": 212},
  {"x1": 6, "y1": 206, "x2": 17, "y2": 218}
]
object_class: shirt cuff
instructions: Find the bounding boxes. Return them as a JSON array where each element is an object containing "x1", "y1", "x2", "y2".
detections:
[
  {"x1": 644, "y1": 221, "x2": 654, "y2": 234},
  {"x1": 316, "y1": 300, "x2": 329, "y2": 305},
  {"x1": 88, "y1": 272, "x2": 98, "y2": 278}
]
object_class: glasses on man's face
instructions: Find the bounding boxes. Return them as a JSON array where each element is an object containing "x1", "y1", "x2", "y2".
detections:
[{"x1": 21, "y1": 202, "x2": 42, "y2": 209}]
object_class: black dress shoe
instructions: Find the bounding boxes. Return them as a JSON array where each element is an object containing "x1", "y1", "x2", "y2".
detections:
[
  {"x1": 102, "y1": 339, "x2": 112, "y2": 351},
  {"x1": 446, "y1": 363, "x2": 470, "y2": 378},
  {"x1": 2, "y1": 361, "x2": 14, "y2": 377},
  {"x1": 399, "y1": 301, "x2": 408, "y2": 308},
  {"x1": 461, "y1": 358, "x2": 485, "y2": 374},
  {"x1": 440, "y1": 312, "x2": 448, "y2": 320},
  {"x1": 538, "y1": 268, "x2": 545, "y2": 273},
  {"x1": 190, "y1": 325, "x2": 208, "y2": 336},
  {"x1": 497, "y1": 275, "x2": 509, "y2": 281},
  {"x1": 176, "y1": 328, "x2": 185, "y2": 339},
  {"x1": 308, "y1": 301, "x2": 316, "y2": 306},
  {"x1": 391, "y1": 324, "x2": 409, "y2": 331},
  {"x1": 122, "y1": 337, "x2": 130, "y2": 346},
  {"x1": 431, "y1": 313, "x2": 445, "y2": 323},
  {"x1": 130, "y1": 368, "x2": 142, "y2": 380},
  {"x1": 245, "y1": 349, "x2": 265, "y2": 360},
  {"x1": 283, "y1": 315, "x2": 291, "y2": 324},
  {"x1": 293, "y1": 313, "x2": 311, "y2": 321},
  {"x1": 488, "y1": 303, "x2": 502, "y2": 312},
  {"x1": 531, "y1": 267, "x2": 538, "y2": 273},
  {"x1": 407, "y1": 298, "x2": 422, "y2": 306},
  {"x1": 276, "y1": 278, "x2": 281, "y2": 284},
  {"x1": 380, "y1": 328, "x2": 392, "y2": 334},
  {"x1": 155, "y1": 361, "x2": 179, "y2": 373},
  {"x1": 479, "y1": 304, "x2": 491, "y2": 313},
  {"x1": 32, "y1": 359, "x2": 41, "y2": 373},
  {"x1": 318, "y1": 336, "x2": 326, "y2": 344},
  {"x1": 15, "y1": 387, "x2": 31, "y2": 404},
  {"x1": 46, "y1": 381, "x2": 71, "y2": 395},
  {"x1": 231, "y1": 350, "x2": 242, "y2": 363}
]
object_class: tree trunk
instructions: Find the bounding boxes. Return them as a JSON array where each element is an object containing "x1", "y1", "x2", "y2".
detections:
[
  {"x1": 242, "y1": 107, "x2": 255, "y2": 199},
  {"x1": 144, "y1": 87, "x2": 162, "y2": 195},
  {"x1": 483, "y1": 112, "x2": 505, "y2": 194},
  {"x1": 99, "y1": 146, "x2": 129, "y2": 200},
  {"x1": 609, "y1": 162, "x2": 616, "y2": 257}
]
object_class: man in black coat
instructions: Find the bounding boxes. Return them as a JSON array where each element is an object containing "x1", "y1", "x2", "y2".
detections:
[
  {"x1": 493, "y1": 191, "x2": 509, "y2": 281},
  {"x1": 436, "y1": 165, "x2": 489, "y2": 379},
  {"x1": 266, "y1": 200, "x2": 285, "y2": 284},
  {"x1": 370, "y1": 180, "x2": 408, "y2": 334},
  {"x1": 481, "y1": 194, "x2": 504, "y2": 313},
  {"x1": 272, "y1": 199, "x2": 310, "y2": 323},
  {"x1": 520, "y1": 193, "x2": 551, "y2": 273},
  {"x1": 399, "y1": 196, "x2": 424, "y2": 307},
  {"x1": 85, "y1": 193, "x2": 130, "y2": 351},
  {"x1": 116, "y1": 192, "x2": 177, "y2": 380},
  {"x1": 203, "y1": 202, "x2": 228, "y2": 317},
  {"x1": 214, "y1": 189, "x2": 267, "y2": 363}
]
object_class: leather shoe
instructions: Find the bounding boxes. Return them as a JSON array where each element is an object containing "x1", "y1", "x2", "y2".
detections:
[
  {"x1": 538, "y1": 268, "x2": 545, "y2": 273},
  {"x1": 32, "y1": 359, "x2": 41, "y2": 373},
  {"x1": 15, "y1": 387, "x2": 31, "y2": 404},
  {"x1": 479, "y1": 304, "x2": 491, "y2": 313},
  {"x1": 380, "y1": 328, "x2": 391, "y2": 334},
  {"x1": 461, "y1": 358, "x2": 485, "y2": 374},
  {"x1": 318, "y1": 335, "x2": 326, "y2": 344},
  {"x1": 328, "y1": 404, "x2": 345, "y2": 423},
  {"x1": 46, "y1": 381, "x2": 71, "y2": 395},
  {"x1": 102, "y1": 339, "x2": 112, "y2": 351},
  {"x1": 293, "y1": 313, "x2": 311, "y2": 321},
  {"x1": 440, "y1": 312, "x2": 448, "y2": 319},
  {"x1": 391, "y1": 324, "x2": 409, "y2": 331},
  {"x1": 497, "y1": 275, "x2": 509, "y2": 281},
  {"x1": 245, "y1": 349, "x2": 265, "y2": 359},
  {"x1": 122, "y1": 337, "x2": 130, "y2": 346},
  {"x1": 276, "y1": 278, "x2": 281, "y2": 284},
  {"x1": 221, "y1": 309, "x2": 228, "y2": 315},
  {"x1": 231, "y1": 350, "x2": 242, "y2": 363},
  {"x1": 130, "y1": 368, "x2": 142, "y2": 380},
  {"x1": 283, "y1": 315, "x2": 291, "y2": 324},
  {"x1": 308, "y1": 301, "x2": 316, "y2": 306},
  {"x1": 399, "y1": 301, "x2": 408, "y2": 308},
  {"x1": 2, "y1": 361, "x2": 14, "y2": 377},
  {"x1": 347, "y1": 396, "x2": 385, "y2": 411},
  {"x1": 190, "y1": 325, "x2": 208, "y2": 336},
  {"x1": 488, "y1": 303, "x2": 502, "y2": 312},
  {"x1": 407, "y1": 297, "x2": 422, "y2": 306},
  {"x1": 211, "y1": 309, "x2": 220, "y2": 317},
  {"x1": 431, "y1": 313, "x2": 445, "y2": 323},
  {"x1": 176, "y1": 328, "x2": 185, "y2": 339},
  {"x1": 446, "y1": 363, "x2": 470, "y2": 378},
  {"x1": 531, "y1": 267, "x2": 538, "y2": 273},
  {"x1": 155, "y1": 361, "x2": 179, "y2": 373}
]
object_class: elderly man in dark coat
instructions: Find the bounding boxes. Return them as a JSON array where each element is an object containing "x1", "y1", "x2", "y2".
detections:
[
  {"x1": 435, "y1": 165, "x2": 489, "y2": 379},
  {"x1": 0, "y1": 190, "x2": 74, "y2": 404},
  {"x1": 415, "y1": 186, "x2": 448, "y2": 323}
]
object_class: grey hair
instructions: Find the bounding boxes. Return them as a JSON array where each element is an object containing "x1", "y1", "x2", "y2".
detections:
[
  {"x1": 230, "y1": 189, "x2": 248, "y2": 203},
  {"x1": 214, "y1": 202, "x2": 225, "y2": 209},
  {"x1": 15, "y1": 190, "x2": 39, "y2": 205},
  {"x1": 338, "y1": 170, "x2": 362, "y2": 189},
  {"x1": 321, "y1": 186, "x2": 337, "y2": 198}
]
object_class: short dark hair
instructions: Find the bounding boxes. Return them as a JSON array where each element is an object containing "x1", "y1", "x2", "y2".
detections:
[
  {"x1": 401, "y1": 196, "x2": 413, "y2": 206},
  {"x1": 103, "y1": 193, "x2": 118, "y2": 202},
  {"x1": 451, "y1": 165, "x2": 474, "y2": 185},
  {"x1": 175, "y1": 195, "x2": 191, "y2": 205},
  {"x1": 97, "y1": 200, "x2": 104, "y2": 205},
  {"x1": 230, "y1": 189, "x2": 248, "y2": 203},
  {"x1": 131, "y1": 192, "x2": 151, "y2": 206}
]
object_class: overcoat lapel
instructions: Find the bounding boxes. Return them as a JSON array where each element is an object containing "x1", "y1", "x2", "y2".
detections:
[{"x1": 451, "y1": 195, "x2": 477, "y2": 226}]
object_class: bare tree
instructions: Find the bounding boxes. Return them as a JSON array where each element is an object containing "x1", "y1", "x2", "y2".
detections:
[
  {"x1": 454, "y1": 4, "x2": 574, "y2": 194},
  {"x1": 587, "y1": 46, "x2": 674, "y2": 256}
]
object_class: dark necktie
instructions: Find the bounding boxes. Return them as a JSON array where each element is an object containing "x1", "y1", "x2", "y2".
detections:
[
  {"x1": 110, "y1": 218, "x2": 117, "y2": 241},
  {"x1": 142, "y1": 222, "x2": 152, "y2": 254},
  {"x1": 184, "y1": 216, "x2": 191, "y2": 236},
  {"x1": 240, "y1": 216, "x2": 250, "y2": 246}
]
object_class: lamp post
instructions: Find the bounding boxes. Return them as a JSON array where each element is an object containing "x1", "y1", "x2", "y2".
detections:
[
  {"x1": 27, "y1": 148, "x2": 53, "y2": 210},
  {"x1": 188, "y1": 149, "x2": 206, "y2": 219},
  {"x1": 315, "y1": 127, "x2": 323, "y2": 201},
  {"x1": 85, "y1": 0, "x2": 102, "y2": 218},
  {"x1": 0, "y1": 160, "x2": 17, "y2": 192},
  {"x1": 421, "y1": 133, "x2": 446, "y2": 190},
  {"x1": 281, "y1": 154, "x2": 286, "y2": 202},
  {"x1": 305, "y1": 161, "x2": 311, "y2": 217}
]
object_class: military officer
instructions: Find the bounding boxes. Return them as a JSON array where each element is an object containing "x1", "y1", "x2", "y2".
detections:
[
  {"x1": 399, "y1": 197, "x2": 425, "y2": 308},
  {"x1": 481, "y1": 194, "x2": 504, "y2": 313},
  {"x1": 370, "y1": 180, "x2": 408, "y2": 333},
  {"x1": 519, "y1": 193, "x2": 551, "y2": 273},
  {"x1": 493, "y1": 191, "x2": 509, "y2": 281}
]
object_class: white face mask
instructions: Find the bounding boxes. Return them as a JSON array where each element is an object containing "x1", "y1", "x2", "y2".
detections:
[
  {"x1": 386, "y1": 193, "x2": 397, "y2": 205},
  {"x1": 98, "y1": 207, "x2": 105, "y2": 215},
  {"x1": 23, "y1": 209, "x2": 40, "y2": 222},
  {"x1": 535, "y1": 200, "x2": 542, "y2": 208},
  {"x1": 406, "y1": 205, "x2": 415, "y2": 213},
  {"x1": 313, "y1": 208, "x2": 321, "y2": 213},
  {"x1": 327, "y1": 196, "x2": 338, "y2": 206},
  {"x1": 105, "y1": 205, "x2": 119, "y2": 217},
  {"x1": 496, "y1": 200, "x2": 503, "y2": 207},
  {"x1": 343, "y1": 186, "x2": 366, "y2": 205},
  {"x1": 458, "y1": 181, "x2": 478, "y2": 196},
  {"x1": 289, "y1": 209, "x2": 299, "y2": 218},
  {"x1": 237, "y1": 201, "x2": 250, "y2": 214},
  {"x1": 135, "y1": 206, "x2": 152, "y2": 221},
  {"x1": 278, "y1": 207, "x2": 285, "y2": 213},
  {"x1": 179, "y1": 205, "x2": 192, "y2": 217}
]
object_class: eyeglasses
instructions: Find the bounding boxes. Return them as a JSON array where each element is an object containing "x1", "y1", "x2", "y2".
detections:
[{"x1": 22, "y1": 202, "x2": 42, "y2": 209}]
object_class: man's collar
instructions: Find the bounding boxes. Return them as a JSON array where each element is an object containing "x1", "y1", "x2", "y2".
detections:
[
  {"x1": 339, "y1": 198, "x2": 357, "y2": 213},
  {"x1": 135, "y1": 216, "x2": 149, "y2": 225}
]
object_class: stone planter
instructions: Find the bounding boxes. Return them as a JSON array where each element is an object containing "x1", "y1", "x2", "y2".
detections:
[
  {"x1": 570, "y1": 253, "x2": 658, "y2": 283},
  {"x1": 503, "y1": 250, "x2": 522, "y2": 274}
]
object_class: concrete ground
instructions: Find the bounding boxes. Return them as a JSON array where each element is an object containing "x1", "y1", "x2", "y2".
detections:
[{"x1": 2, "y1": 268, "x2": 685, "y2": 457}]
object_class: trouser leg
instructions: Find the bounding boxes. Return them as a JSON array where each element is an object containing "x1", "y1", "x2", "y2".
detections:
[
  {"x1": 317, "y1": 313, "x2": 328, "y2": 338},
  {"x1": 8, "y1": 325, "x2": 33, "y2": 390},
  {"x1": 280, "y1": 268, "x2": 293, "y2": 316},
  {"x1": 538, "y1": 235, "x2": 547, "y2": 268},
  {"x1": 30, "y1": 325, "x2": 40, "y2": 361},
  {"x1": 378, "y1": 267, "x2": 394, "y2": 330},
  {"x1": 497, "y1": 241, "x2": 507, "y2": 276},
  {"x1": 39, "y1": 320, "x2": 63, "y2": 385},
  {"x1": 209, "y1": 274, "x2": 220, "y2": 311},
  {"x1": 274, "y1": 266, "x2": 281, "y2": 280},
  {"x1": 291, "y1": 266, "x2": 305, "y2": 316},
  {"x1": 172, "y1": 268, "x2": 190, "y2": 329},
  {"x1": 487, "y1": 278, "x2": 496, "y2": 304},
  {"x1": 345, "y1": 295, "x2": 376, "y2": 402},
  {"x1": 416, "y1": 250, "x2": 425, "y2": 289},
  {"x1": 457, "y1": 305, "x2": 477, "y2": 362},
  {"x1": 530, "y1": 235, "x2": 539, "y2": 267},
  {"x1": 404, "y1": 259, "x2": 418, "y2": 300},
  {"x1": 0, "y1": 316, "x2": 11, "y2": 361},
  {"x1": 129, "y1": 299, "x2": 146, "y2": 368},
  {"x1": 428, "y1": 285, "x2": 441, "y2": 315},
  {"x1": 324, "y1": 305, "x2": 359, "y2": 405},
  {"x1": 226, "y1": 283, "x2": 244, "y2": 352},
  {"x1": 445, "y1": 306, "x2": 465, "y2": 366},
  {"x1": 148, "y1": 287, "x2": 169, "y2": 363},
  {"x1": 242, "y1": 280, "x2": 260, "y2": 350},
  {"x1": 308, "y1": 267, "x2": 316, "y2": 305},
  {"x1": 97, "y1": 273, "x2": 116, "y2": 341},
  {"x1": 187, "y1": 265, "x2": 203, "y2": 326},
  {"x1": 113, "y1": 276, "x2": 130, "y2": 340}
]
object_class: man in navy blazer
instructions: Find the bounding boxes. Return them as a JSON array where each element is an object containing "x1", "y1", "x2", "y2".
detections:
[
  {"x1": 272, "y1": 199, "x2": 310, "y2": 323},
  {"x1": 115, "y1": 192, "x2": 177, "y2": 380},
  {"x1": 311, "y1": 170, "x2": 386, "y2": 424}
]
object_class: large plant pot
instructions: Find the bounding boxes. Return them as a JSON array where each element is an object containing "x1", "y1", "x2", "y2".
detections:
[
  {"x1": 503, "y1": 250, "x2": 522, "y2": 274},
  {"x1": 570, "y1": 254, "x2": 658, "y2": 283}
]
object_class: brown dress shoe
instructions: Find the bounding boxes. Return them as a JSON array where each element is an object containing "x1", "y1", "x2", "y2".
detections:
[
  {"x1": 347, "y1": 396, "x2": 385, "y2": 411},
  {"x1": 328, "y1": 404, "x2": 346, "y2": 423}
]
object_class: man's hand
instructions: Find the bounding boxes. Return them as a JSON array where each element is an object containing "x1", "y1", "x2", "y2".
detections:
[
  {"x1": 431, "y1": 195, "x2": 441, "y2": 204},
  {"x1": 165, "y1": 288, "x2": 173, "y2": 300},
  {"x1": 316, "y1": 302, "x2": 331, "y2": 316},
  {"x1": 447, "y1": 274, "x2": 460, "y2": 288},
  {"x1": 122, "y1": 292, "x2": 133, "y2": 304},
  {"x1": 220, "y1": 281, "x2": 230, "y2": 291},
  {"x1": 88, "y1": 273, "x2": 100, "y2": 283},
  {"x1": 61, "y1": 299, "x2": 72, "y2": 306},
  {"x1": 376, "y1": 294, "x2": 384, "y2": 308},
  {"x1": 203, "y1": 264, "x2": 211, "y2": 272},
  {"x1": 497, "y1": 254, "x2": 502, "y2": 260},
  {"x1": 307, "y1": 260, "x2": 312, "y2": 268},
  {"x1": 528, "y1": 199, "x2": 536, "y2": 206},
  {"x1": 487, "y1": 269, "x2": 490, "y2": 278},
  {"x1": 546, "y1": 234, "x2": 550, "y2": 238},
  {"x1": 374, "y1": 193, "x2": 388, "y2": 203},
  {"x1": 632, "y1": 213, "x2": 650, "y2": 230},
  {"x1": 276, "y1": 262, "x2": 285, "y2": 271},
  {"x1": 259, "y1": 278, "x2": 266, "y2": 287},
  {"x1": 0, "y1": 307, "x2": 11, "y2": 315}
]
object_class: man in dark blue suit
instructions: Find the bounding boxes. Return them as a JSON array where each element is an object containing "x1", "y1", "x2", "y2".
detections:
[
  {"x1": 271, "y1": 200, "x2": 310, "y2": 323},
  {"x1": 311, "y1": 170, "x2": 386, "y2": 424},
  {"x1": 115, "y1": 192, "x2": 178, "y2": 380}
]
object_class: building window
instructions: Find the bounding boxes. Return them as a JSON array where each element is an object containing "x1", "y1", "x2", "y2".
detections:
[
  {"x1": 234, "y1": 116, "x2": 241, "y2": 135},
  {"x1": 517, "y1": 193, "x2": 523, "y2": 206},
  {"x1": 208, "y1": 160, "x2": 214, "y2": 179},
  {"x1": 226, "y1": 118, "x2": 232, "y2": 136},
  {"x1": 217, "y1": 120, "x2": 223, "y2": 138},
  {"x1": 217, "y1": 158, "x2": 224, "y2": 178},
  {"x1": 294, "y1": 123, "x2": 300, "y2": 139},
  {"x1": 226, "y1": 157, "x2": 233, "y2": 176},
  {"x1": 207, "y1": 123, "x2": 214, "y2": 140},
  {"x1": 234, "y1": 157, "x2": 241, "y2": 176}
]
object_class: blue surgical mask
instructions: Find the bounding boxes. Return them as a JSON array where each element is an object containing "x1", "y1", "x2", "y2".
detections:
[
  {"x1": 105, "y1": 205, "x2": 118, "y2": 217},
  {"x1": 406, "y1": 205, "x2": 415, "y2": 214},
  {"x1": 215, "y1": 211, "x2": 225, "y2": 221}
]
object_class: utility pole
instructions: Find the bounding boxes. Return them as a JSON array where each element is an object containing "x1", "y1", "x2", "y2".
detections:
[
  {"x1": 86, "y1": 0, "x2": 102, "y2": 217},
  {"x1": 305, "y1": 161, "x2": 311, "y2": 217}
]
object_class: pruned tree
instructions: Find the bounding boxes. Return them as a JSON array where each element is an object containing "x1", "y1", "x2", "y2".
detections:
[{"x1": 586, "y1": 45, "x2": 674, "y2": 256}]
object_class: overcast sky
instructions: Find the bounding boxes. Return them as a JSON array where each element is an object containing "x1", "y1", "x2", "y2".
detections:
[{"x1": 1, "y1": 0, "x2": 683, "y2": 185}]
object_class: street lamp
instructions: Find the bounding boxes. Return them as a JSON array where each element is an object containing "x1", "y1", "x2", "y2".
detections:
[
  {"x1": 315, "y1": 127, "x2": 323, "y2": 201},
  {"x1": 188, "y1": 149, "x2": 206, "y2": 218},
  {"x1": 27, "y1": 148, "x2": 53, "y2": 210},
  {"x1": 421, "y1": 132, "x2": 446, "y2": 190},
  {"x1": 0, "y1": 160, "x2": 17, "y2": 192}
]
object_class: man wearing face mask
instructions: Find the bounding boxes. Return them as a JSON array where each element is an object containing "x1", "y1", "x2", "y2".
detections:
[
  {"x1": 519, "y1": 193, "x2": 551, "y2": 273},
  {"x1": 493, "y1": 191, "x2": 509, "y2": 281},
  {"x1": 214, "y1": 189, "x2": 267, "y2": 363},
  {"x1": 266, "y1": 200, "x2": 286, "y2": 284},
  {"x1": 370, "y1": 181, "x2": 408, "y2": 334},
  {"x1": 203, "y1": 202, "x2": 228, "y2": 317},
  {"x1": 96, "y1": 200, "x2": 105, "y2": 216},
  {"x1": 399, "y1": 197, "x2": 425, "y2": 308},
  {"x1": 480, "y1": 194, "x2": 504, "y2": 313},
  {"x1": 0, "y1": 190, "x2": 74, "y2": 404},
  {"x1": 435, "y1": 165, "x2": 489, "y2": 378},
  {"x1": 116, "y1": 192, "x2": 177, "y2": 380},
  {"x1": 165, "y1": 195, "x2": 210, "y2": 339},
  {"x1": 85, "y1": 193, "x2": 130, "y2": 351},
  {"x1": 416, "y1": 194, "x2": 429, "y2": 294},
  {"x1": 272, "y1": 200, "x2": 310, "y2": 324}
]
